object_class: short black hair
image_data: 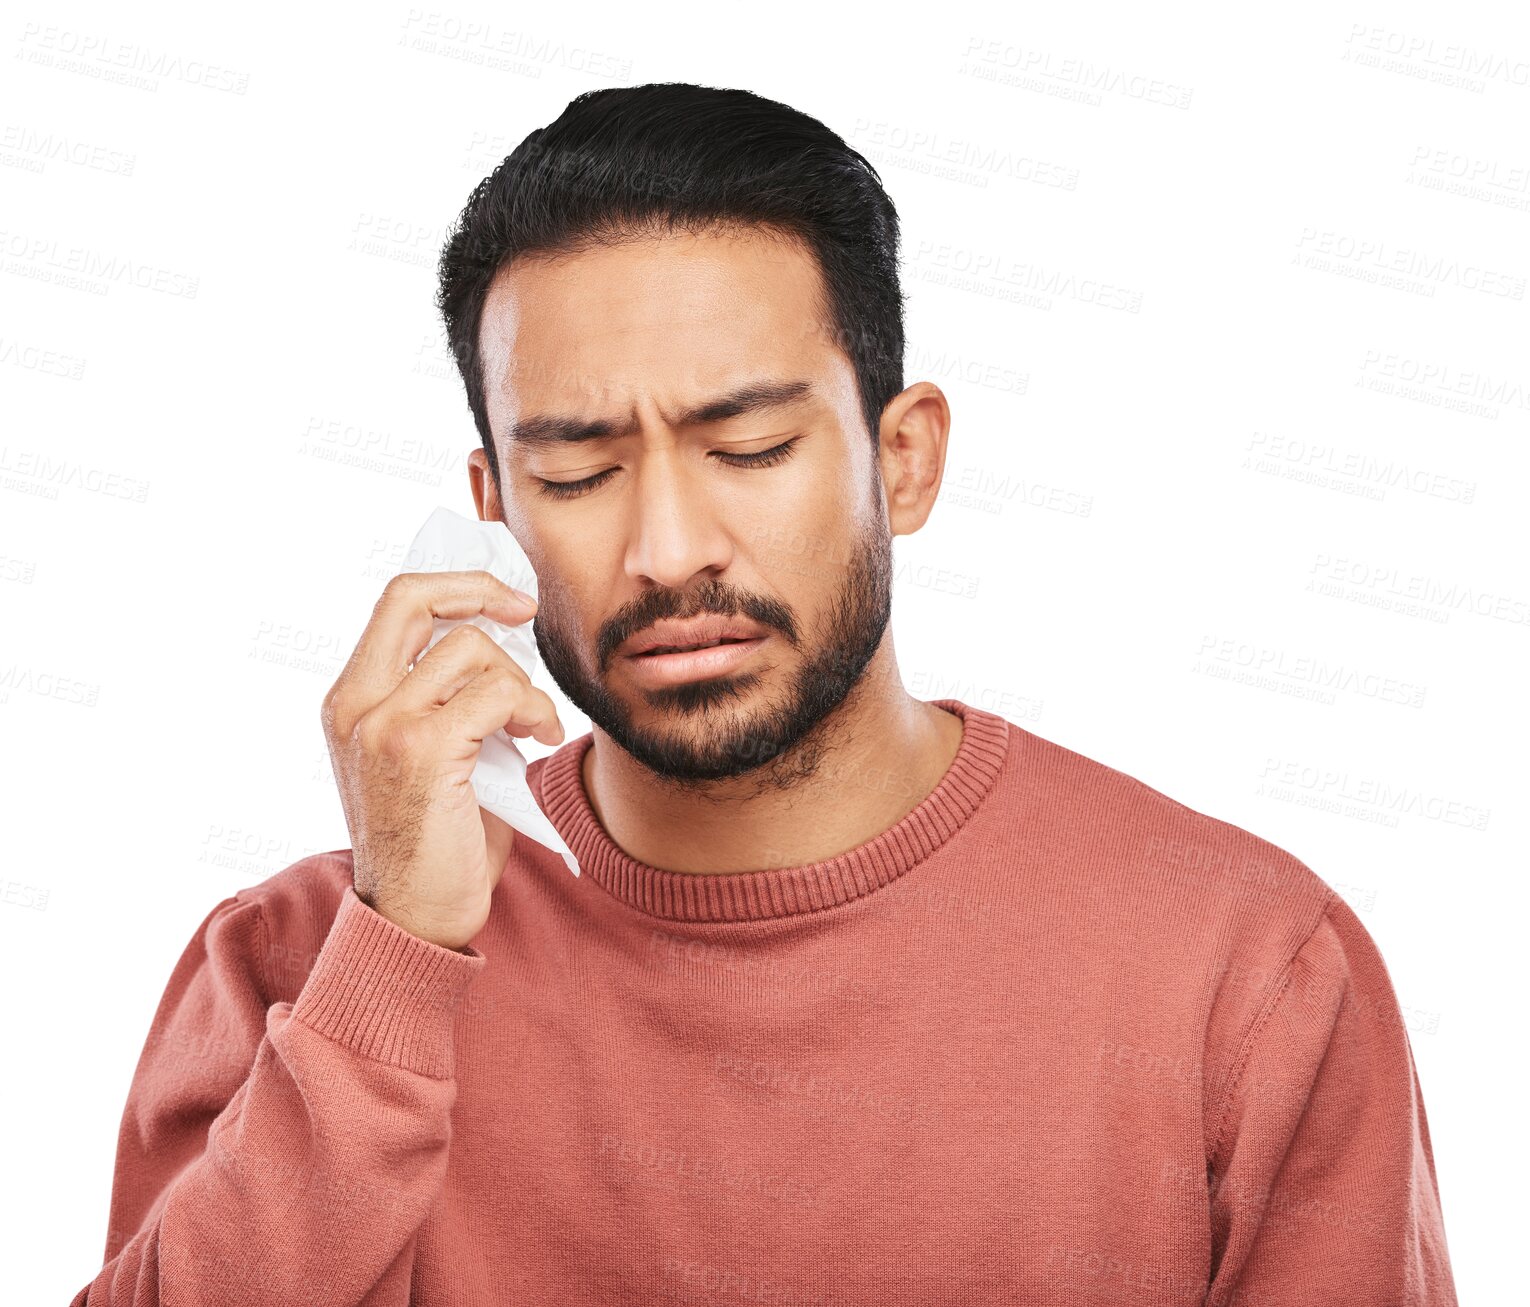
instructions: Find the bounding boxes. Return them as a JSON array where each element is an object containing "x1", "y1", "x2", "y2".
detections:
[{"x1": 436, "y1": 82, "x2": 906, "y2": 497}]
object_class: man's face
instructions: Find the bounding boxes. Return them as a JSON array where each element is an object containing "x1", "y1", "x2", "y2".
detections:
[{"x1": 477, "y1": 225, "x2": 893, "y2": 789}]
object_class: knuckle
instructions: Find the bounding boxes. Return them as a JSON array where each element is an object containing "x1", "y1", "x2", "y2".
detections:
[
  {"x1": 490, "y1": 666, "x2": 526, "y2": 700},
  {"x1": 319, "y1": 687, "x2": 348, "y2": 739},
  {"x1": 349, "y1": 714, "x2": 377, "y2": 754},
  {"x1": 379, "y1": 571, "x2": 429, "y2": 609},
  {"x1": 459, "y1": 623, "x2": 502, "y2": 658},
  {"x1": 353, "y1": 710, "x2": 400, "y2": 757},
  {"x1": 377, "y1": 718, "x2": 416, "y2": 759}
]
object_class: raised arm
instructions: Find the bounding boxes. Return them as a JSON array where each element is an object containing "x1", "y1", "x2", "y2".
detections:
[
  {"x1": 73, "y1": 885, "x2": 485, "y2": 1305},
  {"x1": 77, "y1": 566, "x2": 564, "y2": 1303}
]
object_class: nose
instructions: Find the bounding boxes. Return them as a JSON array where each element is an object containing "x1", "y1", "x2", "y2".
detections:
[{"x1": 622, "y1": 442, "x2": 736, "y2": 590}]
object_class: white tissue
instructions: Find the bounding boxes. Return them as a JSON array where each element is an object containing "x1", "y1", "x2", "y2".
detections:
[{"x1": 403, "y1": 506, "x2": 580, "y2": 877}]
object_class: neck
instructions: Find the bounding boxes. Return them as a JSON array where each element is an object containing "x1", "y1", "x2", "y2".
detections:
[{"x1": 580, "y1": 643, "x2": 965, "y2": 875}]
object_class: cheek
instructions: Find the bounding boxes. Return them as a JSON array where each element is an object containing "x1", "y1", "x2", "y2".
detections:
[
  {"x1": 504, "y1": 526, "x2": 555, "y2": 598},
  {"x1": 532, "y1": 550, "x2": 608, "y2": 639},
  {"x1": 748, "y1": 495, "x2": 865, "y2": 590},
  {"x1": 736, "y1": 447, "x2": 849, "y2": 527}
]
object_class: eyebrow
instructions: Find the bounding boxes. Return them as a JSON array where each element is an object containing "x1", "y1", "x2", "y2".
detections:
[{"x1": 507, "y1": 378, "x2": 816, "y2": 450}]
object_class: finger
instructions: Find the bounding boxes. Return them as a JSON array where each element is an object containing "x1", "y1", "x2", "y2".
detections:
[
  {"x1": 330, "y1": 571, "x2": 536, "y2": 723},
  {"x1": 388, "y1": 623, "x2": 529, "y2": 718},
  {"x1": 434, "y1": 663, "x2": 565, "y2": 752}
]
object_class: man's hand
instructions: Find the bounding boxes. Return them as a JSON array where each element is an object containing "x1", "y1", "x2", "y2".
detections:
[{"x1": 320, "y1": 570, "x2": 565, "y2": 950}]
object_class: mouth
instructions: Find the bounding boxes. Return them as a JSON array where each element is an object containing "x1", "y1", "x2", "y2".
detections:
[
  {"x1": 620, "y1": 633, "x2": 770, "y2": 687},
  {"x1": 632, "y1": 636, "x2": 758, "y2": 658},
  {"x1": 620, "y1": 615, "x2": 771, "y2": 660}
]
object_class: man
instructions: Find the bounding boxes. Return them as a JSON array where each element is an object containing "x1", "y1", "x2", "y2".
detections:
[{"x1": 76, "y1": 84, "x2": 1458, "y2": 1305}]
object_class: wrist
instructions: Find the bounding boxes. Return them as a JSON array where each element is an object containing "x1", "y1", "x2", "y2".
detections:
[{"x1": 355, "y1": 886, "x2": 476, "y2": 953}]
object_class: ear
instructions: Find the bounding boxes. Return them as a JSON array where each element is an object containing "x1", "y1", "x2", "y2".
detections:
[
  {"x1": 876, "y1": 382, "x2": 951, "y2": 536},
  {"x1": 468, "y1": 447, "x2": 502, "y2": 523}
]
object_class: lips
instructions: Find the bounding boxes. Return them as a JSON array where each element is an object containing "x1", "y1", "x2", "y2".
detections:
[
  {"x1": 620, "y1": 616, "x2": 769, "y2": 658},
  {"x1": 637, "y1": 636, "x2": 755, "y2": 657}
]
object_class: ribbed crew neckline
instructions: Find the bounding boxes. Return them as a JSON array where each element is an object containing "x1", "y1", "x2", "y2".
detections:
[{"x1": 532, "y1": 698, "x2": 1010, "y2": 923}]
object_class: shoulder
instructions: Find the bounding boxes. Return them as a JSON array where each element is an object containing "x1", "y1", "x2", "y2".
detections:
[
  {"x1": 1000, "y1": 723, "x2": 1347, "y2": 1088},
  {"x1": 1005, "y1": 721, "x2": 1336, "y2": 937}
]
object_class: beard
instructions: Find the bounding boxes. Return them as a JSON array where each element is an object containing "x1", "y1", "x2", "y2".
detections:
[{"x1": 530, "y1": 504, "x2": 893, "y2": 794}]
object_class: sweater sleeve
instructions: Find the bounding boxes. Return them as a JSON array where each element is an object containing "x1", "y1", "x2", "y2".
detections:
[
  {"x1": 72, "y1": 884, "x2": 487, "y2": 1306},
  {"x1": 1205, "y1": 894, "x2": 1458, "y2": 1306}
]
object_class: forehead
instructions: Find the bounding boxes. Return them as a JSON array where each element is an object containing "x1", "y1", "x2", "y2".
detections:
[{"x1": 478, "y1": 226, "x2": 842, "y2": 437}]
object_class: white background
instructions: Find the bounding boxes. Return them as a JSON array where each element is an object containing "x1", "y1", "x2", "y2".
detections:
[{"x1": 3, "y1": 1, "x2": 1525, "y2": 1301}]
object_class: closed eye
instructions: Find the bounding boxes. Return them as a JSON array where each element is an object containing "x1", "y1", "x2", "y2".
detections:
[{"x1": 533, "y1": 435, "x2": 803, "y2": 500}]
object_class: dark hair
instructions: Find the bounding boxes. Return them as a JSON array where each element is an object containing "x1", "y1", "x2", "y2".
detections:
[{"x1": 436, "y1": 82, "x2": 906, "y2": 497}]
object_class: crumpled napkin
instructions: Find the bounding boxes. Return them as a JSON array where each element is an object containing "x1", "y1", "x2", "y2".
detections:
[{"x1": 403, "y1": 506, "x2": 580, "y2": 876}]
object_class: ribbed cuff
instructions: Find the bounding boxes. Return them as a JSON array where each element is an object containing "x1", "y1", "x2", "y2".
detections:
[{"x1": 290, "y1": 886, "x2": 487, "y2": 1079}]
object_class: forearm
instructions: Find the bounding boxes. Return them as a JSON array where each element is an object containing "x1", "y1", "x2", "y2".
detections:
[{"x1": 74, "y1": 888, "x2": 485, "y2": 1306}]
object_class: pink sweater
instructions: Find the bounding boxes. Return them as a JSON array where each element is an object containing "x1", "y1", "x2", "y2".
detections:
[{"x1": 75, "y1": 699, "x2": 1458, "y2": 1305}]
